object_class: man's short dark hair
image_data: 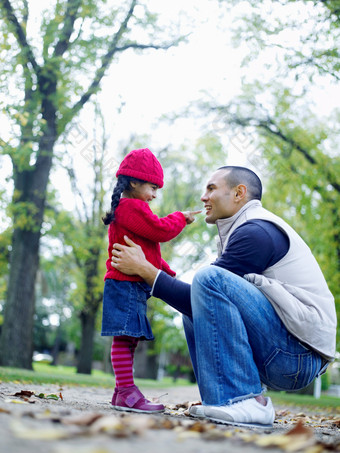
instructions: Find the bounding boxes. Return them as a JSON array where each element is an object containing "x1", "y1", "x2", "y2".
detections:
[{"x1": 218, "y1": 166, "x2": 262, "y2": 201}]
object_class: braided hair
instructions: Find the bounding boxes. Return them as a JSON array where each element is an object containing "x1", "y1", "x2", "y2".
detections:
[{"x1": 102, "y1": 175, "x2": 144, "y2": 225}]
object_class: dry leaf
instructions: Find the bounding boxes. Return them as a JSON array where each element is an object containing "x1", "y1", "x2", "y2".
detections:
[
  {"x1": 303, "y1": 445, "x2": 327, "y2": 453},
  {"x1": 10, "y1": 420, "x2": 70, "y2": 440},
  {"x1": 177, "y1": 430, "x2": 201, "y2": 440},
  {"x1": 286, "y1": 419, "x2": 314, "y2": 437},
  {"x1": 256, "y1": 419, "x2": 315, "y2": 452},
  {"x1": 13, "y1": 390, "x2": 35, "y2": 398},
  {"x1": 4, "y1": 399, "x2": 29, "y2": 405},
  {"x1": 0, "y1": 407, "x2": 11, "y2": 414},
  {"x1": 61, "y1": 413, "x2": 103, "y2": 426},
  {"x1": 89, "y1": 414, "x2": 149, "y2": 438}
]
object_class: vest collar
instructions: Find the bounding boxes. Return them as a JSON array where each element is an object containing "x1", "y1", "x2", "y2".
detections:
[{"x1": 216, "y1": 200, "x2": 262, "y2": 252}]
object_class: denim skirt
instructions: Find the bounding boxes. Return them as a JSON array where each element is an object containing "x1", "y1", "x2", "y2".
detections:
[{"x1": 101, "y1": 279, "x2": 154, "y2": 340}]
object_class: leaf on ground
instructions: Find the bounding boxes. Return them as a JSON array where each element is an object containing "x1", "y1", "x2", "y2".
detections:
[
  {"x1": 13, "y1": 390, "x2": 35, "y2": 398},
  {"x1": 89, "y1": 414, "x2": 149, "y2": 438},
  {"x1": 10, "y1": 420, "x2": 71, "y2": 440},
  {"x1": 0, "y1": 407, "x2": 11, "y2": 414},
  {"x1": 4, "y1": 398, "x2": 29, "y2": 404},
  {"x1": 45, "y1": 394, "x2": 60, "y2": 400},
  {"x1": 61, "y1": 413, "x2": 103, "y2": 426},
  {"x1": 255, "y1": 419, "x2": 317, "y2": 452}
]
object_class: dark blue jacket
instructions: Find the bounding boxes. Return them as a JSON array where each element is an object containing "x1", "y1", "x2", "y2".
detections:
[{"x1": 153, "y1": 220, "x2": 289, "y2": 317}]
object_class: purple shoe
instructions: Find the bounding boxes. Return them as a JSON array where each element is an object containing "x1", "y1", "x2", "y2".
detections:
[
  {"x1": 112, "y1": 385, "x2": 165, "y2": 413},
  {"x1": 111, "y1": 387, "x2": 118, "y2": 406}
]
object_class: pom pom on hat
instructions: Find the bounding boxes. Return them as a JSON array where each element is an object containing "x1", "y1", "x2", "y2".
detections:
[{"x1": 116, "y1": 148, "x2": 164, "y2": 188}]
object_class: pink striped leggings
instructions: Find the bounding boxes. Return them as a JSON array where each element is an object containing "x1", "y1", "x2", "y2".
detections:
[{"x1": 111, "y1": 335, "x2": 139, "y2": 388}]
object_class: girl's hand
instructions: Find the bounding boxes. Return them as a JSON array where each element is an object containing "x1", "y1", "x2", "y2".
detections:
[{"x1": 181, "y1": 210, "x2": 202, "y2": 224}]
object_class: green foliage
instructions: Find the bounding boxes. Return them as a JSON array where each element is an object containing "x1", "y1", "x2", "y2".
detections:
[{"x1": 227, "y1": 0, "x2": 340, "y2": 82}]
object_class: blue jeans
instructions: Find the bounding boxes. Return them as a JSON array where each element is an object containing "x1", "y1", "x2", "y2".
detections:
[{"x1": 183, "y1": 266, "x2": 324, "y2": 405}]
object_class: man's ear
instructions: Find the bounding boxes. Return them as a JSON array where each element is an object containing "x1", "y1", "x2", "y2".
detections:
[{"x1": 234, "y1": 184, "x2": 247, "y2": 202}]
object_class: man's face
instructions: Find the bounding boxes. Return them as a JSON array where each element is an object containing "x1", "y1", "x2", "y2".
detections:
[{"x1": 201, "y1": 169, "x2": 238, "y2": 224}]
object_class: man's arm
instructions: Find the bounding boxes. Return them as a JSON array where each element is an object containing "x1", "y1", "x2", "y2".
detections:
[
  {"x1": 111, "y1": 235, "x2": 158, "y2": 286},
  {"x1": 111, "y1": 236, "x2": 192, "y2": 316},
  {"x1": 213, "y1": 220, "x2": 289, "y2": 276}
]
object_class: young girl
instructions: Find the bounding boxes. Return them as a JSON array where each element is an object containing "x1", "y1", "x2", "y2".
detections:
[{"x1": 101, "y1": 148, "x2": 199, "y2": 413}]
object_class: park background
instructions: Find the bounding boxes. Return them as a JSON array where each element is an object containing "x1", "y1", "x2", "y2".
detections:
[{"x1": 0, "y1": 0, "x2": 339, "y2": 396}]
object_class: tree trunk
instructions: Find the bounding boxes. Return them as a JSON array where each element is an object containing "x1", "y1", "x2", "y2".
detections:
[
  {"x1": 77, "y1": 311, "x2": 96, "y2": 374},
  {"x1": 51, "y1": 325, "x2": 62, "y2": 366},
  {"x1": 0, "y1": 227, "x2": 40, "y2": 368},
  {"x1": 77, "y1": 249, "x2": 102, "y2": 374},
  {"x1": 0, "y1": 126, "x2": 56, "y2": 368},
  {"x1": 134, "y1": 341, "x2": 158, "y2": 379}
]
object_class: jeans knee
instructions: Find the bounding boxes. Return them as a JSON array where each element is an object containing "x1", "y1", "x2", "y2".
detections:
[
  {"x1": 193, "y1": 265, "x2": 222, "y2": 288},
  {"x1": 192, "y1": 265, "x2": 236, "y2": 291}
]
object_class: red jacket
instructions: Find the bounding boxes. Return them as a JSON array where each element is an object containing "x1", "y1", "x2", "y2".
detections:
[{"x1": 104, "y1": 198, "x2": 187, "y2": 282}]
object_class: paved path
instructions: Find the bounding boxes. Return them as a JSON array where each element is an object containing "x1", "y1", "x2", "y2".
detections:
[{"x1": 0, "y1": 382, "x2": 339, "y2": 453}]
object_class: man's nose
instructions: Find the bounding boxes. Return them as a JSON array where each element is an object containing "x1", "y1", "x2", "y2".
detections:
[{"x1": 201, "y1": 192, "x2": 207, "y2": 202}]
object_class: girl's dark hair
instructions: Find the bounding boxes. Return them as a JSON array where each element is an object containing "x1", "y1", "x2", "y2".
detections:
[{"x1": 102, "y1": 175, "x2": 145, "y2": 225}]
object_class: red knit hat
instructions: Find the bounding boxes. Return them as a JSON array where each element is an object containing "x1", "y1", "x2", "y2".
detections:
[{"x1": 116, "y1": 148, "x2": 164, "y2": 188}]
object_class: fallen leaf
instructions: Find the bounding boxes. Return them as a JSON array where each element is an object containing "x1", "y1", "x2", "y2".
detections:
[
  {"x1": 177, "y1": 430, "x2": 201, "y2": 440},
  {"x1": 61, "y1": 413, "x2": 103, "y2": 426},
  {"x1": 255, "y1": 420, "x2": 315, "y2": 452},
  {"x1": 286, "y1": 419, "x2": 314, "y2": 437},
  {"x1": 13, "y1": 390, "x2": 35, "y2": 398},
  {"x1": 10, "y1": 420, "x2": 70, "y2": 440},
  {"x1": 4, "y1": 399, "x2": 29, "y2": 405},
  {"x1": 0, "y1": 407, "x2": 11, "y2": 414},
  {"x1": 45, "y1": 394, "x2": 60, "y2": 400},
  {"x1": 303, "y1": 445, "x2": 326, "y2": 453},
  {"x1": 89, "y1": 415, "x2": 146, "y2": 438}
]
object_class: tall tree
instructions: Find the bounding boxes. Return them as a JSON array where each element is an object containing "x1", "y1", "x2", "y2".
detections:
[{"x1": 0, "y1": 0, "x2": 182, "y2": 369}]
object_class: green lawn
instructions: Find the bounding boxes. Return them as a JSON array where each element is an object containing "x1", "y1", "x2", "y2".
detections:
[
  {"x1": 0, "y1": 364, "x2": 339, "y2": 410},
  {"x1": 0, "y1": 363, "x2": 192, "y2": 388},
  {"x1": 268, "y1": 391, "x2": 340, "y2": 409}
]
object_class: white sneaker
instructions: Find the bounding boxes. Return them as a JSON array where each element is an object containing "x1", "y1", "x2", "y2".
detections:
[
  {"x1": 204, "y1": 397, "x2": 275, "y2": 428},
  {"x1": 188, "y1": 404, "x2": 205, "y2": 418}
]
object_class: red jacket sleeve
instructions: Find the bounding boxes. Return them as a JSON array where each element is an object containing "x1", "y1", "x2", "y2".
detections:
[
  {"x1": 116, "y1": 199, "x2": 187, "y2": 243},
  {"x1": 161, "y1": 258, "x2": 176, "y2": 277}
]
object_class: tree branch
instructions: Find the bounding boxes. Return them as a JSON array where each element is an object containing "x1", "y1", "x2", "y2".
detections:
[
  {"x1": 64, "y1": 165, "x2": 89, "y2": 224},
  {"x1": 66, "y1": 0, "x2": 138, "y2": 119},
  {"x1": 212, "y1": 105, "x2": 340, "y2": 194},
  {"x1": 254, "y1": 119, "x2": 340, "y2": 193},
  {"x1": 53, "y1": 0, "x2": 82, "y2": 57},
  {"x1": 0, "y1": 0, "x2": 39, "y2": 72},
  {"x1": 115, "y1": 39, "x2": 183, "y2": 53}
]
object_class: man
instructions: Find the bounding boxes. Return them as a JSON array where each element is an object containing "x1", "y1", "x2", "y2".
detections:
[{"x1": 111, "y1": 166, "x2": 336, "y2": 428}]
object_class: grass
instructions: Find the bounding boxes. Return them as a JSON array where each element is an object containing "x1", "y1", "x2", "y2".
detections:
[
  {"x1": 1, "y1": 364, "x2": 339, "y2": 410},
  {"x1": 0, "y1": 363, "x2": 193, "y2": 389},
  {"x1": 268, "y1": 391, "x2": 340, "y2": 410}
]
